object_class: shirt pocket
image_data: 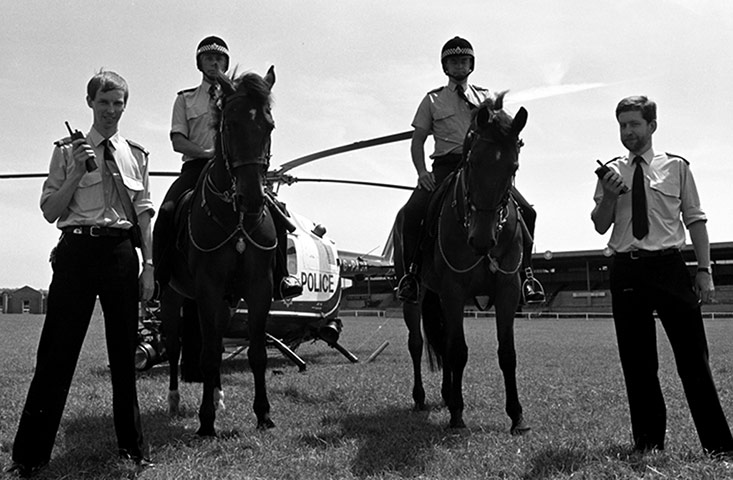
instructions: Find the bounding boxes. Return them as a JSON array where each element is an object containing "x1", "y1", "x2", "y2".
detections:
[
  {"x1": 73, "y1": 171, "x2": 103, "y2": 212},
  {"x1": 433, "y1": 106, "x2": 455, "y2": 124},
  {"x1": 186, "y1": 100, "x2": 210, "y2": 121},
  {"x1": 649, "y1": 171, "x2": 680, "y2": 199}
]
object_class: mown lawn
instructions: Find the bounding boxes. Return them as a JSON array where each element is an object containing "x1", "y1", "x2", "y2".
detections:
[{"x1": 1, "y1": 311, "x2": 732, "y2": 479}]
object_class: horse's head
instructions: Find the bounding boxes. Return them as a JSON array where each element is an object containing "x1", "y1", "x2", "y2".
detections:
[
  {"x1": 463, "y1": 91, "x2": 528, "y2": 255},
  {"x1": 214, "y1": 66, "x2": 276, "y2": 214}
]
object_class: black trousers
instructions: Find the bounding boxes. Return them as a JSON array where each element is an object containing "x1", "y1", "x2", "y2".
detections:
[
  {"x1": 610, "y1": 252, "x2": 733, "y2": 454},
  {"x1": 400, "y1": 154, "x2": 536, "y2": 272},
  {"x1": 13, "y1": 233, "x2": 145, "y2": 467}
]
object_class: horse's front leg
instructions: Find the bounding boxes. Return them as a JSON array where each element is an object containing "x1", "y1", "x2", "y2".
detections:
[
  {"x1": 441, "y1": 295, "x2": 468, "y2": 429},
  {"x1": 246, "y1": 273, "x2": 274, "y2": 430},
  {"x1": 195, "y1": 297, "x2": 226, "y2": 437},
  {"x1": 495, "y1": 276, "x2": 530, "y2": 435},
  {"x1": 403, "y1": 302, "x2": 426, "y2": 411}
]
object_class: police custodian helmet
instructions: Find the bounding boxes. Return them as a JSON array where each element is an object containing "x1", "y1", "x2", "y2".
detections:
[
  {"x1": 196, "y1": 35, "x2": 230, "y2": 71},
  {"x1": 441, "y1": 36, "x2": 475, "y2": 71}
]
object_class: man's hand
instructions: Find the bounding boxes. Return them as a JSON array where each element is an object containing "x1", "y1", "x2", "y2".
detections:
[
  {"x1": 598, "y1": 170, "x2": 628, "y2": 199},
  {"x1": 417, "y1": 170, "x2": 436, "y2": 191},
  {"x1": 71, "y1": 139, "x2": 96, "y2": 172},
  {"x1": 139, "y1": 266, "x2": 155, "y2": 302},
  {"x1": 695, "y1": 271, "x2": 715, "y2": 304}
]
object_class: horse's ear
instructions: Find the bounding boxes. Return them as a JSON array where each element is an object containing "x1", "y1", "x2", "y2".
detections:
[
  {"x1": 494, "y1": 90, "x2": 509, "y2": 111},
  {"x1": 476, "y1": 104, "x2": 491, "y2": 127},
  {"x1": 217, "y1": 71, "x2": 235, "y2": 96},
  {"x1": 511, "y1": 107, "x2": 528, "y2": 136},
  {"x1": 265, "y1": 65, "x2": 276, "y2": 89}
]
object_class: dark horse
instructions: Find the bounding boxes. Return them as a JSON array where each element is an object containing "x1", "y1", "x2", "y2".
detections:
[
  {"x1": 393, "y1": 92, "x2": 531, "y2": 434},
  {"x1": 158, "y1": 67, "x2": 277, "y2": 436}
]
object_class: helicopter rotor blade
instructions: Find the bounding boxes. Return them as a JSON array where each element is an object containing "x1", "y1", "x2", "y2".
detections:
[
  {"x1": 0, "y1": 173, "x2": 48, "y2": 179},
  {"x1": 274, "y1": 130, "x2": 413, "y2": 175},
  {"x1": 274, "y1": 175, "x2": 413, "y2": 191}
]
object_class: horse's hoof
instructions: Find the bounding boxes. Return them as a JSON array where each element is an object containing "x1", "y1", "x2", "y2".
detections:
[
  {"x1": 449, "y1": 418, "x2": 466, "y2": 429},
  {"x1": 214, "y1": 388, "x2": 226, "y2": 412},
  {"x1": 257, "y1": 418, "x2": 275, "y2": 430},
  {"x1": 196, "y1": 426, "x2": 217, "y2": 437},
  {"x1": 168, "y1": 390, "x2": 180, "y2": 416},
  {"x1": 510, "y1": 418, "x2": 531, "y2": 436}
]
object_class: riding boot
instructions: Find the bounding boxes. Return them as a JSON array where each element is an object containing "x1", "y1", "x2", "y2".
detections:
[
  {"x1": 397, "y1": 232, "x2": 420, "y2": 304},
  {"x1": 152, "y1": 204, "x2": 173, "y2": 292}
]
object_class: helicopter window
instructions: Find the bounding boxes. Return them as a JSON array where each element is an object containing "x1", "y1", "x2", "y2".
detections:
[{"x1": 287, "y1": 236, "x2": 298, "y2": 274}]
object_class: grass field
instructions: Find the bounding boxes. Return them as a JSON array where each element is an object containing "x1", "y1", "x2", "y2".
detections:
[{"x1": 1, "y1": 311, "x2": 732, "y2": 479}]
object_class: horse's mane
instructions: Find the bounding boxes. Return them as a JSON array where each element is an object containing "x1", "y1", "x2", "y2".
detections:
[{"x1": 474, "y1": 90, "x2": 516, "y2": 139}]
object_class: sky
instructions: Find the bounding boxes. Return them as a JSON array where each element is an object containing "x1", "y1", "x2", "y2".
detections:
[{"x1": 2, "y1": 0, "x2": 733, "y2": 289}]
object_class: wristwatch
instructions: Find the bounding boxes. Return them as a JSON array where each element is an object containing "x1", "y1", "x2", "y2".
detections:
[
  {"x1": 697, "y1": 266, "x2": 712, "y2": 275},
  {"x1": 143, "y1": 259, "x2": 154, "y2": 268}
]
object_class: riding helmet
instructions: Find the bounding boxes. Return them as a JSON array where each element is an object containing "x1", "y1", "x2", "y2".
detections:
[
  {"x1": 441, "y1": 36, "x2": 475, "y2": 72},
  {"x1": 196, "y1": 35, "x2": 230, "y2": 71}
]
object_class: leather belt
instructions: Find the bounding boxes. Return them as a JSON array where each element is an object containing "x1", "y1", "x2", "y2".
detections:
[
  {"x1": 62, "y1": 226, "x2": 130, "y2": 238},
  {"x1": 615, "y1": 248, "x2": 679, "y2": 260}
]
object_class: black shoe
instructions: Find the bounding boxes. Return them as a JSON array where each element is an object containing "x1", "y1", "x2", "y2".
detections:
[
  {"x1": 397, "y1": 274, "x2": 419, "y2": 304},
  {"x1": 6, "y1": 461, "x2": 47, "y2": 478},
  {"x1": 277, "y1": 276, "x2": 303, "y2": 300}
]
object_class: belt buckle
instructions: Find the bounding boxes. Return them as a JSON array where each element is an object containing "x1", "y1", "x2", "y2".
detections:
[
  {"x1": 630, "y1": 250, "x2": 640, "y2": 260},
  {"x1": 89, "y1": 226, "x2": 101, "y2": 237}
]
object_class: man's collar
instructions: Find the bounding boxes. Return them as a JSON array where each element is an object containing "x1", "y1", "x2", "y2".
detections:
[
  {"x1": 88, "y1": 127, "x2": 120, "y2": 148},
  {"x1": 629, "y1": 147, "x2": 654, "y2": 163}
]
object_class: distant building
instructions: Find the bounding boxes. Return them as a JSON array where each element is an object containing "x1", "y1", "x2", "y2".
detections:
[{"x1": 2, "y1": 286, "x2": 45, "y2": 314}]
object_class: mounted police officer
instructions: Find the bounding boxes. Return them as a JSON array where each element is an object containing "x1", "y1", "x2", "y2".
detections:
[
  {"x1": 153, "y1": 35, "x2": 301, "y2": 300},
  {"x1": 397, "y1": 36, "x2": 545, "y2": 304}
]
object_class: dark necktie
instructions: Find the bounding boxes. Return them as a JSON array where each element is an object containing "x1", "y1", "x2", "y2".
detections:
[
  {"x1": 632, "y1": 156, "x2": 648, "y2": 239},
  {"x1": 456, "y1": 84, "x2": 476, "y2": 110},
  {"x1": 208, "y1": 84, "x2": 218, "y2": 106}
]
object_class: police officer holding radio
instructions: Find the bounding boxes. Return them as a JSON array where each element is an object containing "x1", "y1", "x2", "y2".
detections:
[
  {"x1": 8, "y1": 71, "x2": 154, "y2": 477},
  {"x1": 397, "y1": 36, "x2": 544, "y2": 304},
  {"x1": 592, "y1": 95, "x2": 733, "y2": 456}
]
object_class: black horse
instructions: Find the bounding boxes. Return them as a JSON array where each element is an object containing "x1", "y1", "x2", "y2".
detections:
[
  {"x1": 394, "y1": 92, "x2": 531, "y2": 434},
  {"x1": 157, "y1": 67, "x2": 277, "y2": 436}
]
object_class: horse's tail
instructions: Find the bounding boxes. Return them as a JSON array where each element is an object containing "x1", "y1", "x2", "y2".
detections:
[{"x1": 421, "y1": 290, "x2": 444, "y2": 371}]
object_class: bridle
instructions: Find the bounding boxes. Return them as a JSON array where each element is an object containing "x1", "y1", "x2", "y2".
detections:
[
  {"x1": 437, "y1": 118, "x2": 524, "y2": 274},
  {"x1": 190, "y1": 90, "x2": 277, "y2": 253},
  {"x1": 459, "y1": 123, "x2": 523, "y2": 232}
]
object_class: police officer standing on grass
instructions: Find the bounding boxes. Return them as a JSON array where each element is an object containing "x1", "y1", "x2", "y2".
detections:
[
  {"x1": 592, "y1": 95, "x2": 733, "y2": 456},
  {"x1": 397, "y1": 36, "x2": 544, "y2": 304},
  {"x1": 7, "y1": 70, "x2": 154, "y2": 478}
]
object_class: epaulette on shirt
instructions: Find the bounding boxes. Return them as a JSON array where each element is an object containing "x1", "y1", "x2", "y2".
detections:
[
  {"x1": 53, "y1": 136, "x2": 74, "y2": 147},
  {"x1": 126, "y1": 139, "x2": 149, "y2": 155},
  {"x1": 428, "y1": 86, "x2": 445, "y2": 94},
  {"x1": 177, "y1": 86, "x2": 197, "y2": 96},
  {"x1": 666, "y1": 152, "x2": 690, "y2": 165},
  {"x1": 474, "y1": 85, "x2": 489, "y2": 92}
]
